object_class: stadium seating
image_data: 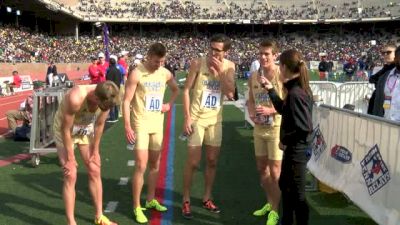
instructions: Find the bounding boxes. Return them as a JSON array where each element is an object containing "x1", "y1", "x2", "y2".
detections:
[{"x1": 49, "y1": 0, "x2": 400, "y2": 20}]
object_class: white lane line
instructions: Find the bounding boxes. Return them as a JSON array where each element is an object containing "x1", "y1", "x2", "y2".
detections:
[
  {"x1": 0, "y1": 117, "x2": 6, "y2": 121},
  {"x1": 0, "y1": 99, "x2": 26, "y2": 106},
  {"x1": 127, "y1": 160, "x2": 135, "y2": 166},
  {"x1": 118, "y1": 177, "x2": 129, "y2": 185},
  {"x1": 104, "y1": 201, "x2": 118, "y2": 213}
]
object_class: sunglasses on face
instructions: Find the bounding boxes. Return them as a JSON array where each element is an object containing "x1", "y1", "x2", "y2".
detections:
[
  {"x1": 210, "y1": 47, "x2": 224, "y2": 53},
  {"x1": 381, "y1": 51, "x2": 393, "y2": 55}
]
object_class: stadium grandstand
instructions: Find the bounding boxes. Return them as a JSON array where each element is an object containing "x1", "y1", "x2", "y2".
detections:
[{"x1": 0, "y1": 0, "x2": 399, "y2": 224}]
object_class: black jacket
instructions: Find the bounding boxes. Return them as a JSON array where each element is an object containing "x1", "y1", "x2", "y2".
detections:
[
  {"x1": 369, "y1": 63, "x2": 395, "y2": 86},
  {"x1": 318, "y1": 61, "x2": 329, "y2": 72},
  {"x1": 371, "y1": 67, "x2": 397, "y2": 117},
  {"x1": 106, "y1": 65, "x2": 122, "y2": 88},
  {"x1": 46, "y1": 65, "x2": 57, "y2": 85},
  {"x1": 268, "y1": 78, "x2": 313, "y2": 162},
  {"x1": 367, "y1": 63, "x2": 395, "y2": 114}
]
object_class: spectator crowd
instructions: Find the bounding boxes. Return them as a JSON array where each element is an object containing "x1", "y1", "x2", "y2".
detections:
[
  {"x1": 1, "y1": 24, "x2": 398, "y2": 73},
  {"x1": 74, "y1": 0, "x2": 400, "y2": 21}
]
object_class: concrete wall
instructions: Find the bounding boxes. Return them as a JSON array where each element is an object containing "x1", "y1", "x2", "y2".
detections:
[{"x1": 0, "y1": 63, "x2": 89, "y2": 81}]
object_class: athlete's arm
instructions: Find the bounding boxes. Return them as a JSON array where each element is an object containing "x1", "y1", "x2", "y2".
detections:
[
  {"x1": 123, "y1": 68, "x2": 139, "y2": 144},
  {"x1": 61, "y1": 87, "x2": 83, "y2": 165},
  {"x1": 220, "y1": 60, "x2": 236, "y2": 100},
  {"x1": 182, "y1": 58, "x2": 200, "y2": 135},
  {"x1": 90, "y1": 109, "x2": 109, "y2": 165},
  {"x1": 162, "y1": 71, "x2": 179, "y2": 113}
]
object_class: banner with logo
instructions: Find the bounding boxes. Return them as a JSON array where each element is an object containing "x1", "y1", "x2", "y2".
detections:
[
  {"x1": 0, "y1": 75, "x2": 33, "y2": 93},
  {"x1": 308, "y1": 105, "x2": 400, "y2": 225}
]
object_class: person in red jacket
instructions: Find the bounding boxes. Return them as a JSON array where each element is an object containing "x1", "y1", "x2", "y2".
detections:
[
  {"x1": 97, "y1": 52, "x2": 109, "y2": 82},
  {"x1": 89, "y1": 56, "x2": 102, "y2": 84},
  {"x1": 6, "y1": 71, "x2": 22, "y2": 95}
]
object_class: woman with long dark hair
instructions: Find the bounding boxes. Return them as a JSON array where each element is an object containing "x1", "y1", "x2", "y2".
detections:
[{"x1": 260, "y1": 49, "x2": 313, "y2": 225}]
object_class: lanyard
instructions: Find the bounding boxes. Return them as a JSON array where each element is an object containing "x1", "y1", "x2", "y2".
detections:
[{"x1": 386, "y1": 74, "x2": 399, "y2": 94}]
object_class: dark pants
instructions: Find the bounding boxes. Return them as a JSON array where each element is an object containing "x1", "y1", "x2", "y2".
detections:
[
  {"x1": 108, "y1": 105, "x2": 119, "y2": 121},
  {"x1": 279, "y1": 152, "x2": 309, "y2": 225}
]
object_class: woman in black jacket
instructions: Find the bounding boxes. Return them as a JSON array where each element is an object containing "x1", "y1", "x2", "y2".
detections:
[{"x1": 259, "y1": 49, "x2": 313, "y2": 225}]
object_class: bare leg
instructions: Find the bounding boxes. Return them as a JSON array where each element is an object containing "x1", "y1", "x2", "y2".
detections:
[
  {"x1": 132, "y1": 149, "x2": 149, "y2": 208},
  {"x1": 57, "y1": 146, "x2": 77, "y2": 225},
  {"x1": 146, "y1": 149, "x2": 161, "y2": 201},
  {"x1": 79, "y1": 144, "x2": 103, "y2": 218},
  {"x1": 203, "y1": 145, "x2": 220, "y2": 201},
  {"x1": 182, "y1": 146, "x2": 202, "y2": 202}
]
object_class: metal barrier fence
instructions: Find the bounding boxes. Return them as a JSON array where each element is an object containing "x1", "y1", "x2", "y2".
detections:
[
  {"x1": 310, "y1": 81, "x2": 374, "y2": 113},
  {"x1": 309, "y1": 81, "x2": 339, "y2": 107},
  {"x1": 29, "y1": 87, "x2": 67, "y2": 167},
  {"x1": 337, "y1": 82, "x2": 374, "y2": 113}
]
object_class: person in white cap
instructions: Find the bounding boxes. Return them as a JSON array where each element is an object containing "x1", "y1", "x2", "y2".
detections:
[
  {"x1": 97, "y1": 52, "x2": 108, "y2": 83},
  {"x1": 135, "y1": 54, "x2": 143, "y2": 60}
]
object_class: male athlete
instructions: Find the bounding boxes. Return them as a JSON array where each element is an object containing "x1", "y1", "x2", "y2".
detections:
[
  {"x1": 53, "y1": 81, "x2": 119, "y2": 225},
  {"x1": 123, "y1": 43, "x2": 179, "y2": 223},
  {"x1": 181, "y1": 34, "x2": 236, "y2": 219}
]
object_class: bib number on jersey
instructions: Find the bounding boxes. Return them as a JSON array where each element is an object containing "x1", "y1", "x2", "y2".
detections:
[
  {"x1": 201, "y1": 90, "x2": 221, "y2": 109},
  {"x1": 145, "y1": 94, "x2": 162, "y2": 112},
  {"x1": 72, "y1": 124, "x2": 94, "y2": 136}
]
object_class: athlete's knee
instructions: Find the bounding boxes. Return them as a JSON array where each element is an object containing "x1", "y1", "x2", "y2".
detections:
[
  {"x1": 148, "y1": 160, "x2": 160, "y2": 172},
  {"x1": 269, "y1": 164, "x2": 282, "y2": 182},
  {"x1": 186, "y1": 158, "x2": 200, "y2": 170},
  {"x1": 206, "y1": 157, "x2": 218, "y2": 168},
  {"x1": 134, "y1": 161, "x2": 147, "y2": 174},
  {"x1": 256, "y1": 161, "x2": 268, "y2": 175},
  {"x1": 64, "y1": 167, "x2": 78, "y2": 183},
  {"x1": 87, "y1": 162, "x2": 101, "y2": 178}
]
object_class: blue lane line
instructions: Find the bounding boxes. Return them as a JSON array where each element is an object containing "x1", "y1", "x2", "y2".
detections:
[{"x1": 161, "y1": 105, "x2": 175, "y2": 225}]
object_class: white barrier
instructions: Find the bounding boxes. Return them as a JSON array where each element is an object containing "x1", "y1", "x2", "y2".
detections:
[
  {"x1": 310, "y1": 81, "x2": 339, "y2": 107},
  {"x1": 0, "y1": 75, "x2": 33, "y2": 93},
  {"x1": 310, "y1": 81, "x2": 374, "y2": 112},
  {"x1": 308, "y1": 105, "x2": 400, "y2": 225},
  {"x1": 337, "y1": 82, "x2": 374, "y2": 113}
]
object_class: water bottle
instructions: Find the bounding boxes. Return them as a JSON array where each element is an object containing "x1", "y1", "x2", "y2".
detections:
[
  {"x1": 266, "y1": 115, "x2": 274, "y2": 126},
  {"x1": 179, "y1": 125, "x2": 194, "y2": 141},
  {"x1": 126, "y1": 141, "x2": 135, "y2": 150},
  {"x1": 179, "y1": 132, "x2": 189, "y2": 141}
]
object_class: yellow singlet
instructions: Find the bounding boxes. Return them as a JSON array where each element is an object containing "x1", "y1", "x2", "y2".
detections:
[
  {"x1": 130, "y1": 63, "x2": 168, "y2": 132},
  {"x1": 53, "y1": 85, "x2": 101, "y2": 147},
  {"x1": 189, "y1": 57, "x2": 230, "y2": 124},
  {"x1": 251, "y1": 67, "x2": 283, "y2": 132}
]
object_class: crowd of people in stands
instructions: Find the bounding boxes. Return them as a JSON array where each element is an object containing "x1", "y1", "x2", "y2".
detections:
[
  {"x1": 73, "y1": 0, "x2": 400, "y2": 20},
  {"x1": 1, "y1": 24, "x2": 397, "y2": 73}
]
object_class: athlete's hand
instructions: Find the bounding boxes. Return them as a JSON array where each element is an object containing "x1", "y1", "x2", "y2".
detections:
[
  {"x1": 63, "y1": 159, "x2": 78, "y2": 176},
  {"x1": 258, "y1": 76, "x2": 273, "y2": 89},
  {"x1": 161, "y1": 103, "x2": 171, "y2": 113},
  {"x1": 183, "y1": 117, "x2": 193, "y2": 136},
  {"x1": 209, "y1": 57, "x2": 223, "y2": 76},
  {"x1": 255, "y1": 106, "x2": 274, "y2": 116},
  {"x1": 279, "y1": 142, "x2": 286, "y2": 151},
  {"x1": 125, "y1": 126, "x2": 136, "y2": 145}
]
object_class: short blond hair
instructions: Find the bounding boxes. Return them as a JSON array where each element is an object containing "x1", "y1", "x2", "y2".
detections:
[{"x1": 95, "y1": 81, "x2": 120, "y2": 110}]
